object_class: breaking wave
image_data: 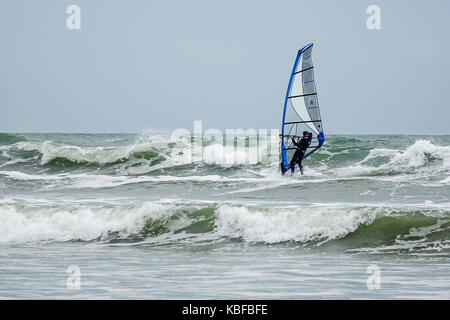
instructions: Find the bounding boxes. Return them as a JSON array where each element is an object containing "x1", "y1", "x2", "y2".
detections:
[
  {"x1": 1, "y1": 133, "x2": 449, "y2": 256},
  {"x1": 1, "y1": 133, "x2": 277, "y2": 174},
  {"x1": 333, "y1": 139, "x2": 450, "y2": 178},
  {"x1": 13, "y1": 140, "x2": 166, "y2": 166},
  {"x1": 0, "y1": 201, "x2": 448, "y2": 255},
  {"x1": 1, "y1": 135, "x2": 447, "y2": 172}
]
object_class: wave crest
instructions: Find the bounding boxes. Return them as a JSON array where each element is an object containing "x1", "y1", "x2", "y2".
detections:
[
  {"x1": 334, "y1": 140, "x2": 450, "y2": 177},
  {"x1": 1, "y1": 201, "x2": 448, "y2": 255}
]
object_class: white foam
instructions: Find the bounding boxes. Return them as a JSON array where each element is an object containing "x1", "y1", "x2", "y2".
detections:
[
  {"x1": 203, "y1": 144, "x2": 245, "y2": 165},
  {"x1": 202, "y1": 142, "x2": 274, "y2": 166},
  {"x1": 0, "y1": 202, "x2": 174, "y2": 244},
  {"x1": 69, "y1": 174, "x2": 234, "y2": 189},
  {"x1": 0, "y1": 170, "x2": 64, "y2": 181},
  {"x1": 15, "y1": 141, "x2": 152, "y2": 165},
  {"x1": 0, "y1": 157, "x2": 33, "y2": 168},
  {"x1": 215, "y1": 204, "x2": 377, "y2": 244},
  {"x1": 0, "y1": 199, "x2": 448, "y2": 244},
  {"x1": 0, "y1": 169, "x2": 278, "y2": 189},
  {"x1": 347, "y1": 240, "x2": 450, "y2": 255},
  {"x1": 439, "y1": 176, "x2": 450, "y2": 185},
  {"x1": 391, "y1": 140, "x2": 450, "y2": 168},
  {"x1": 334, "y1": 140, "x2": 450, "y2": 178}
]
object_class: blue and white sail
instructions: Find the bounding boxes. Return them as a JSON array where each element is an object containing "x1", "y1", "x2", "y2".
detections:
[{"x1": 280, "y1": 43, "x2": 324, "y2": 173}]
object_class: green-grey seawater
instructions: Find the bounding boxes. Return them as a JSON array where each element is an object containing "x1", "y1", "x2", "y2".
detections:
[{"x1": 0, "y1": 133, "x2": 449, "y2": 298}]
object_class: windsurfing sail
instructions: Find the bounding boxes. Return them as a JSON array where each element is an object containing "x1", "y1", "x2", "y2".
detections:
[{"x1": 280, "y1": 43, "x2": 324, "y2": 174}]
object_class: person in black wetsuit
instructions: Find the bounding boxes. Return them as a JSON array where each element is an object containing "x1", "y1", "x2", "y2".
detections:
[{"x1": 289, "y1": 131, "x2": 312, "y2": 175}]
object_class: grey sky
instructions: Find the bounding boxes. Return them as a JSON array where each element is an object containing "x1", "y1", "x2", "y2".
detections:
[{"x1": 1, "y1": 0, "x2": 449, "y2": 134}]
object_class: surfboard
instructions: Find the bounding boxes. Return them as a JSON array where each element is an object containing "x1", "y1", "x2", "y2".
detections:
[{"x1": 280, "y1": 43, "x2": 325, "y2": 174}]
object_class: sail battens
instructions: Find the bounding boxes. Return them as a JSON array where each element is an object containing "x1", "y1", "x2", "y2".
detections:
[
  {"x1": 288, "y1": 93, "x2": 317, "y2": 99},
  {"x1": 293, "y1": 66, "x2": 314, "y2": 75},
  {"x1": 283, "y1": 120, "x2": 322, "y2": 125}
]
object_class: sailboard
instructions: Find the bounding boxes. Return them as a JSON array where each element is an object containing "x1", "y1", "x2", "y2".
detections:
[{"x1": 280, "y1": 43, "x2": 324, "y2": 174}]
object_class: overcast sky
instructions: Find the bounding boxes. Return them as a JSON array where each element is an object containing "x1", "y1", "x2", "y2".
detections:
[{"x1": 1, "y1": 0, "x2": 449, "y2": 134}]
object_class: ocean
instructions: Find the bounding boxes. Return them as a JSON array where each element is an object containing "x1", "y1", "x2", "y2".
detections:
[{"x1": 0, "y1": 132, "x2": 449, "y2": 299}]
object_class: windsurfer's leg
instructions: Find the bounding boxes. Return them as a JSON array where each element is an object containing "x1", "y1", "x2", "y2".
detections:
[
  {"x1": 290, "y1": 151, "x2": 300, "y2": 173},
  {"x1": 298, "y1": 152, "x2": 305, "y2": 174}
]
